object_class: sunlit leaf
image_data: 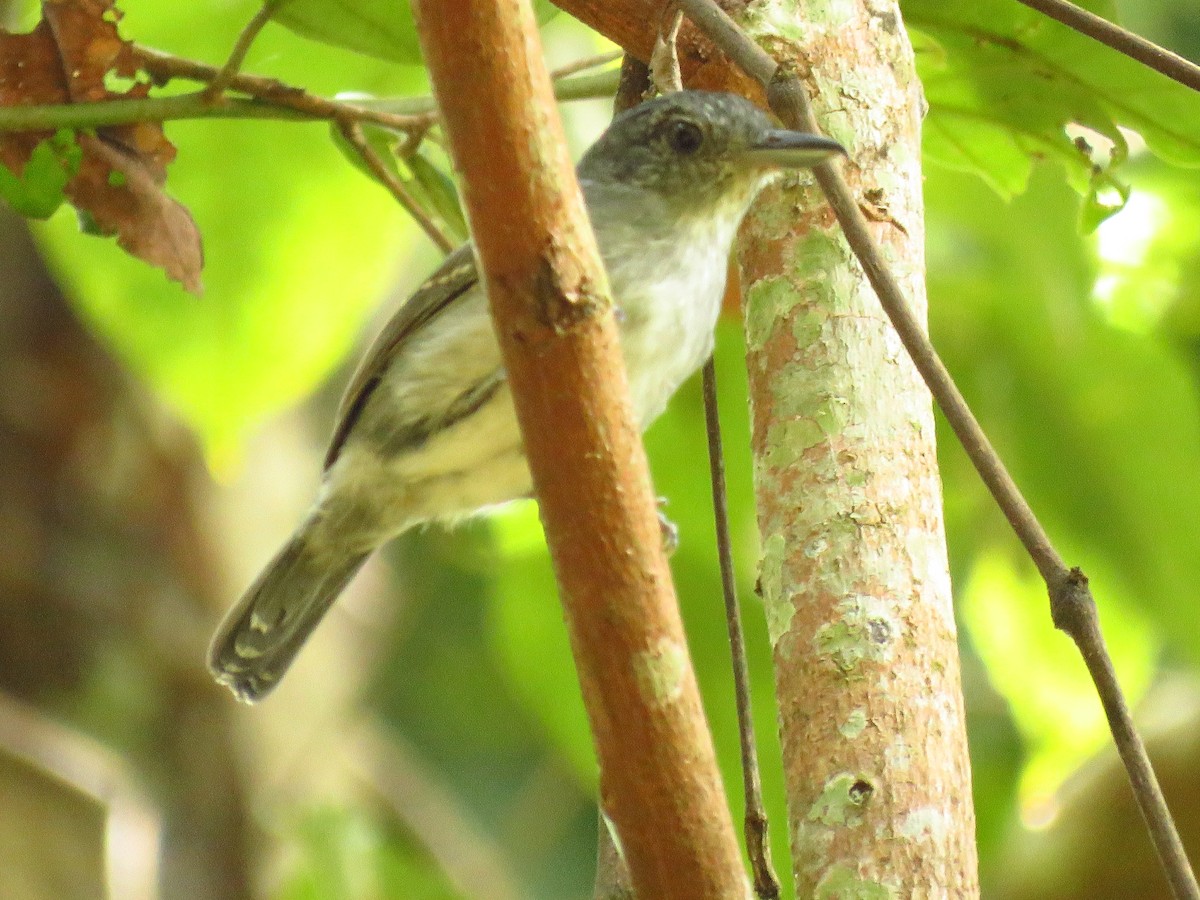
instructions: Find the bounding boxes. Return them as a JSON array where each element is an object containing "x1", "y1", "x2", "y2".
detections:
[
  {"x1": 907, "y1": 0, "x2": 1200, "y2": 205},
  {"x1": 271, "y1": 0, "x2": 559, "y2": 64},
  {"x1": 960, "y1": 551, "x2": 1156, "y2": 803},
  {"x1": 0, "y1": 129, "x2": 80, "y2": 218}
]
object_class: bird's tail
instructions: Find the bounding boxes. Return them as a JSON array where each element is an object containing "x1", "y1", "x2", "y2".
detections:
[{"x1": 208, "y1": 522, "x2": 371, "y2": 703}]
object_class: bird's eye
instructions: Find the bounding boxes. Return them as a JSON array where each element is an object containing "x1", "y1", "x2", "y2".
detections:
[{"x1": 667, "y1": 119, "x2": 704, "y2": 155}]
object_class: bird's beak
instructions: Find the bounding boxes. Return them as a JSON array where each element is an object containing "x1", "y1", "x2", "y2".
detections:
[{"x1": 744, "y1": 130, "x2": 846, "y2": 168}]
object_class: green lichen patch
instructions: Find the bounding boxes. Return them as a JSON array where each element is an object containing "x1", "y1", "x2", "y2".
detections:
[
  {"x1": 807, "y1": 772, "x2": 876, "y2": 827},
  {"x1": 631, "y1": 638, "x2": 688, "y2": 708},
  {"x1": 814, "y1": 865, "x2": 894, "y2": 900},
  {"x1": 813, "y1": 594, "x2": 899, "y2": 674},
  {"x1": 839, "y1": 707, "x2": 868, "y2": 739},
  {"x1": 759, "y1": 532, "x2": 794, "y2": 649}
]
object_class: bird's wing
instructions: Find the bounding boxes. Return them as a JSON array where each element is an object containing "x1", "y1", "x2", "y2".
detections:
[{"x1": 324, "y1": 244, "x2": 480, "y2": 470}]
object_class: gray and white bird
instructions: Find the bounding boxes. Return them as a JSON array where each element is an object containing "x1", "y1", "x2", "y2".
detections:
[{"x1": 209, "y1": 90, "x2": 844, "y2": 702}]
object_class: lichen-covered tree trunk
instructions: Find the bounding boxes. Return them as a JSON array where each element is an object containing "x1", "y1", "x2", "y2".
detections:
[{"x1": 734, "y1": 2, "x2": 979, "y2": 894}]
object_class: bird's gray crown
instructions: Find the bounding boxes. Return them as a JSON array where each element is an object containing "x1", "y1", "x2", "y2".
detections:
[
  {"x1": 579, "y1": 92, "x2": 775, "y2": 198},
  {"x1": 577, "y1": 90, "x2": 839, "y2": 222}
]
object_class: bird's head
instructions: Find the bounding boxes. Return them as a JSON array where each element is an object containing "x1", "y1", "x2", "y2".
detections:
[{"x1": 578, "y1": 90, "x2": 845, "y2": 222}]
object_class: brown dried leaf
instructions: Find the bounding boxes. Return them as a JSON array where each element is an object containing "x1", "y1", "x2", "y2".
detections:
[
  {"x1": 0, "y1": 0, "x2": 203, "y2": 293},
  {"x1": 73, "y1": 133, "x2": 203, "y2": 295}
]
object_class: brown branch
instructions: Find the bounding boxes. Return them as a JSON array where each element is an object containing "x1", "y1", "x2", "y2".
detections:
[
  {"x1": 1013, "y1": 0, "x2": 1200, "y2": 94},
  {"x1": 411, "y1": 3, "x2": 747, "y2": 898},
  {"x1": 667, "y1": 1, "x2": 1200, "y2": 897},
  {"x1": 133, "y1": 46, "x2": 439, "y2": 132},
  {"x1": 614, "y1": 54, "x2": 652, "y2": 114}
]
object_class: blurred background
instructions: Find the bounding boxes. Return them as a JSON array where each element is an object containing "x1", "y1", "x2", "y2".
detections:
[{"x1": 1, "y1": 0, "x2": 1198, "y2": 898}]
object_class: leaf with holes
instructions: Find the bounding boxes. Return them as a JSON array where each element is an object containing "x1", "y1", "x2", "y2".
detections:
[
  {"x1": 905, "y1": 0, "x2": 1200, "y2": 224},
  {"x1": 0, "y1": 0, "x2": 203, "y2": 292}
]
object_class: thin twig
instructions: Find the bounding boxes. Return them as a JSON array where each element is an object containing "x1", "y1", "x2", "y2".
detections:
[
  {"x1": 676, "y1": 1, "x2": 1200, "y2": 897},
  {"x1": 0, "y1": 45, "x2": 620, "y2": 136},
  {"x1": 204, "y1": 1, "x2": 282, "y2": 101},
  {"x1": 0, "y1": 91, "x2": 315, "y2": 131},
  {"x1": 337, "y1": 120, "x2": 455, "y2": 253},
  {"x1": 135, "y1": 46, "x2": 438, "y2": 132},
  {"x1": 1013, "y1": 0, "x2": 1200, "y2": 94},
  {"x1": 702, "y1": 358, "x2": 781, "y2": 900},
  {"x1": 551, "y1": 49, "x2": 623, "y2": 79}
]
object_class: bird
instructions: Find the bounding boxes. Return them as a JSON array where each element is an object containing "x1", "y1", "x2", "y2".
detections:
[{"x1": 209, "y1": 90, "x2": 844, "y2": 702}]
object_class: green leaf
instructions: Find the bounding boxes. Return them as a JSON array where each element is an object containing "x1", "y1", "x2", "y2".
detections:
[
  {"x1": 906, "y1": 0, "x2": 1200, "y2": 203},
  {"x1": 960, "y1": 550, "x2": 1156, "y2": 802},
  {"x1": 405, "y1": 150, "x2": 468, "y2": 244},
  {"x1": 271, "y1": 0, "x2": 559, "y2": 64},
  {"x1": 0, "y1": 129, "x2": 81, "y2": 219},
  {"x1": 273, "y1": 0, "x2": 425, "y2": 65},
  {"x1": 928, "y1": 164, "x2": 1200, "y2": 664},
  {"x1": 331, "y1": 124, "x2": 469, "y2": 245}
]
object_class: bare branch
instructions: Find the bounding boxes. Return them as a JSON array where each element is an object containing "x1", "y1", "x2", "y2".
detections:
[
  {"x1": 1014, "y1": 0, "x2": 1200, "y2": 94},
  {"x1": 412, "y1": 3, "x2": 747, "y2": 898}
]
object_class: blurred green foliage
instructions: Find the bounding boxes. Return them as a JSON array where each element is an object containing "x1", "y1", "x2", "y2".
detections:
[
  {"x1": 278, "y1": 807, "x2": 459, "y2": 900},
  {"x1": 906, "y1": 0, "x2": 1200, "y2": 227},
  {"x1": 273, "y1": 0, "x2": 559, "y2": 64},
  {"x1": 5, "y1": 0, "x2": 1200, "y2": 897}
]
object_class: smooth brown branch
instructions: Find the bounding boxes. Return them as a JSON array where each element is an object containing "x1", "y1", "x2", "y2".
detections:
[
  {"x1": 336, "y1": 121, "x2": 455, "y2": 253},
  {"x1": 702, "y1": 359, "x2": 781, "y2": 900},
  {"x1": 1013, "y1": 0, "x2": 1200, "y2": 94},
  {"x1": 204, "y1": 1, "x2": 284, "y2": 102},
  {"x1": 411, "y1": 2, "x2": 748, "y2": 898},
  {"x1": 673, "y1": 0, "x2": 1200, "y2": 896}
]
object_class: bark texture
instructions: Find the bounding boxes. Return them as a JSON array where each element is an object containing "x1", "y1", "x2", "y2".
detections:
[
  {"x1": 732, "y1": 2, "x2": 980, "y2": 895},
  {"x1": 413, "y1": 3, "x2": 748, "y2": 897}
]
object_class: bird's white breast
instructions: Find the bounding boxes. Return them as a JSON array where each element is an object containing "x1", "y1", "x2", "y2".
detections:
[{"x1": 602, "y1": 208, "x2": 742, "y2": 427}]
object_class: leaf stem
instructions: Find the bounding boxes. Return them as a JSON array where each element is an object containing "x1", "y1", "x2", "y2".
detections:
[
  {"x1": 204, "y1": 0, "x2": 284, "y2": 101},
  {"x1": 0, "y1": 49, "x2": 620, "y2": 136}
]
